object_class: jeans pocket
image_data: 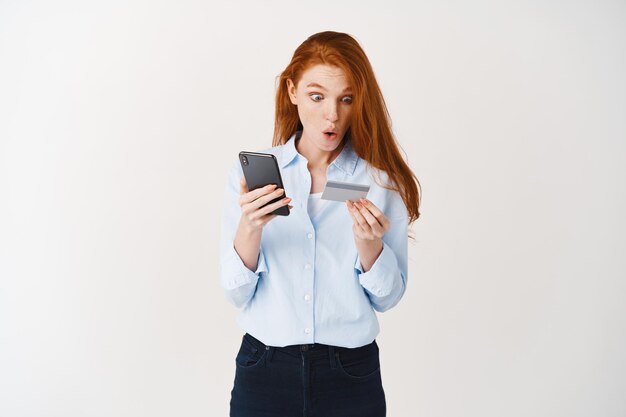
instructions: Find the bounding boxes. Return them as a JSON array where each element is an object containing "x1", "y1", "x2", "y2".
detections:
[
  {"x1": 335, "y1": 343, "x2": 381, "y2": 381},
  {"x1": 235, "y1": 336, "x2": 268, "y2": 369}
]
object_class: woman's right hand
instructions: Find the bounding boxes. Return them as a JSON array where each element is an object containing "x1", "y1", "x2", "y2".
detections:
[{"x1": 238, "y1": 177, "x2": 293, "y2": 233}]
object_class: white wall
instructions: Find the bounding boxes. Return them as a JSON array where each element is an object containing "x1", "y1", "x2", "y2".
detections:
[{"x1": 1, "y1": 1, "x2": 625, "y2": 416}]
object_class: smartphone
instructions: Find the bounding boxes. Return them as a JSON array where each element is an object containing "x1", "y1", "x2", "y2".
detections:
[{"x1": 239, "y1": 151, "x2": 290, "y2": 216}]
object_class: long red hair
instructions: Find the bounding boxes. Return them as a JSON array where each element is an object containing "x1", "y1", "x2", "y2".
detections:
[{"x1": 273, "y1": 31, "x2": 421, "y2": 227}]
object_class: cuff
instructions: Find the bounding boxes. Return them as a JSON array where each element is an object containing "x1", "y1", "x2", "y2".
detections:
[
  {"x1": 221, "y1": 244, "x2": 268, "y2": 290},
  {"x1": 354, "y1": 241, "x2": 398, "y2": 297}
]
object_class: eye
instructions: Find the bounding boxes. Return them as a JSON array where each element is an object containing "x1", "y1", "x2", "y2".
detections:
[
  {"x1": 309, "y1": 93, "x2": 323, "y2": 102},
  {"x1": 341, "y1": 96, "x2": 353, "y2": 104}
]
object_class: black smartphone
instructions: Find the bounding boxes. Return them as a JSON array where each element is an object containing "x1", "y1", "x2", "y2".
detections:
[{"x1": 239, "y1": 151, "x2": 290, "y2": 216}]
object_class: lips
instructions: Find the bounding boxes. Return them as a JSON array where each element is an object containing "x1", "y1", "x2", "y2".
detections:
[{"x1": 323, "y1": 128, "x2": 338, "y2": 140}]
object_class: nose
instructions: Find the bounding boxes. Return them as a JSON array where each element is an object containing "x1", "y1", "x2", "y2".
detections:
[{"x1": 325, "y1": 102, "x2": 338, "y2": 123}]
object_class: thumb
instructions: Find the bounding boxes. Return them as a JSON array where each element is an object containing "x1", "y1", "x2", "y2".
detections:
[{"x1": 239, "y1": 177, "x2": 249, "y2": 195}]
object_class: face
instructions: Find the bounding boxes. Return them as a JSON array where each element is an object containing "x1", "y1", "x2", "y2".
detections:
[{"x1": 287, "y1": 64, "x2": 353, "y2": 153}]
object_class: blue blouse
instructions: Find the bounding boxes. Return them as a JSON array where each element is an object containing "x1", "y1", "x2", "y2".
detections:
[{"x1": 219, "y1": 131, "x2": 409, "y2": 348}]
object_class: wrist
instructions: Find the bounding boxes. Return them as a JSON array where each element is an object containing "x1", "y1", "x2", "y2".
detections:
[
  {"x1": 238, "y1": 218, "x2": 263, "y2": 236},
  {"x1": 355, "y1": 236, "x2": 382, "y2": 248},
  {"x1": 355, "y1": 237, "x2": 383, "y2": 272}
]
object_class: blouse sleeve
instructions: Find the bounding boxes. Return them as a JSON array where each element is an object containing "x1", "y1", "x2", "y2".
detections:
[
  {"x1": 218, "y1": 159, "x2": 268, "y2": 308},
  {"x1": 354, "y1": 190, "x2": 409, "y2": 312}
]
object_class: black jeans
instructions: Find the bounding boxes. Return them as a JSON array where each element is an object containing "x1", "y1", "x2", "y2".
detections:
[{"x1": 229, "y1": 333, "x2": 386, "y2": 417}]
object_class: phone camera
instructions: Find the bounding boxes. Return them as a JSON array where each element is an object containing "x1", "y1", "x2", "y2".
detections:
[{"x1": 241, "y1": 156, "x2": 248, "y2": 166}]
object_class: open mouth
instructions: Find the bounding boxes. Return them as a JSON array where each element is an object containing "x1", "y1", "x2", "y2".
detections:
[{"x1": 323, "y1": 131, "x2": 338, "y2": 140}]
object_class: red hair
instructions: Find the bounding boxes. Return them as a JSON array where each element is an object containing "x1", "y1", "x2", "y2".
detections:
[{"x1": 273, "y1": 31, "x2": 421, "y2": 226}]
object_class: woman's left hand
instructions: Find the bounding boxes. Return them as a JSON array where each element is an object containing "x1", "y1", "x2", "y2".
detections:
[{"x1": 346, "y1": 198, "x2": 390, "y2": 241}]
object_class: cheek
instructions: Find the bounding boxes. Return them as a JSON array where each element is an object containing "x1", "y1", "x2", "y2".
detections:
[{"x1": 296, "y1": 100, "x2": 316, "y2": 121}]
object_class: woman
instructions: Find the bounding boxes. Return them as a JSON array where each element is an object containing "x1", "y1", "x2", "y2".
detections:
[{"x1": 220, "y1": 31, "x2": 421, "y2": 417}]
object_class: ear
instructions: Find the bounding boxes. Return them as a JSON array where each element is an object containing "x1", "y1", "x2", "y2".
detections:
[{"x1": 286, "y1": 79, "x2": 297, "y2": 105}]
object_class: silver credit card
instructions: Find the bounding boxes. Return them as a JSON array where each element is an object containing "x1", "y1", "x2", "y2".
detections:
[{"x1": 321, "y1": 180, "x2": 370, "y2": 202}]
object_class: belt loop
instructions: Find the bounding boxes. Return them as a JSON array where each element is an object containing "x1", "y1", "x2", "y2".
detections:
[
  {"x1": 328, "y1": 345, "x2": 337, "y2": 369},
  {"x1": 266, "y1": 345, "x2": 275, "y2": 364}
]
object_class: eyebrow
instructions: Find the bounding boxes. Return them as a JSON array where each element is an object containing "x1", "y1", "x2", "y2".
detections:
[{"x1": 305, "y1": 82, "x2": 352, "y2": 93}]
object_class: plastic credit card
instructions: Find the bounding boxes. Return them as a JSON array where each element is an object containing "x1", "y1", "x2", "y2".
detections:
[{"x1": 321, "y1": 180, "x2": 370, "y2": 202}]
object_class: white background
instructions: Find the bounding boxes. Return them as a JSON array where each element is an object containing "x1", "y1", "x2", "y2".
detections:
[{"x1": 1, "y1": 1, "x2": 625, "y2": 416}]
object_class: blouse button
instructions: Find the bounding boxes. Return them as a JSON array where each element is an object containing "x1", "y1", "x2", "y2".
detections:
[
  {"x1": 304, "y1": 263, "x2": 311, "y2": 270},
  {"x1": 304, "y1": 294, "x2": 311, "y2": 301},
  {"x1": 307, "y1": 233, "x2": 313, "y2": 239}
]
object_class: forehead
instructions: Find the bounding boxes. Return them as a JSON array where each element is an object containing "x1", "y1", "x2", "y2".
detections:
[{"x1": 297, "y1": 64, "x2": 351, "y2": 91}]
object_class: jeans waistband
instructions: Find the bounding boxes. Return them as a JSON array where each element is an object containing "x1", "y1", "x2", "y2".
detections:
[
  {"x1": 243, "y1": 332, "x2": 376, "y2": 353},
  {"x1": 242, "y1": 333, "x2": 378, "y2": 370},
  {"x1": 244, "y1": 332, "x2": 323, "y2": 352}
]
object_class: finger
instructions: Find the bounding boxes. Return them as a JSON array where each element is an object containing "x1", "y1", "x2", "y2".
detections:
[
  {"x1": 239, "y1": 177, "x2": 249, "y2": 195},
  {"x1": 351, "y1": 217, "x2": 372, "y2": 240},
  {"x1": 254, "y1": 197, "x2": 292, "y2": 218},
  {"x1": 240, "y1": 183, "x2": 278, "y2": 205},
  {"x1": 349, "y1": 202, "x2": 370, "y2": 229},
  {"x1": 347, "y1": 201, "x2": 370, "y2": 230},
  {"x1": 355, "y1": 202, "x2": 385, "y2": 236},
  {"x1": 348, "y1": 206, "x2": 378, "y2": 239},
  {"x1": 246, "y1": 187, "x2": 286, "y2": 212},
  {"x1": 359, "y1": 199, "x2": 390, "y2": 229},
  {"x1": 347, "y1": 209, "x2": 363, "y2": 233},
  {"x1": 355, "y1": 201, "x2": 382, "y2": 227},
  {"x1": 346, "y1": 203, "x2": 361, "y2": 228},
  {"x1": 346, "y1": 202, "x2": 357, "y2": 223},
  {"x1": 347, "y1": 200, "x2": 363, "y2": 222},
  {"x1": 346, "y1": 199, "x2": 360, "y2": 213}
]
